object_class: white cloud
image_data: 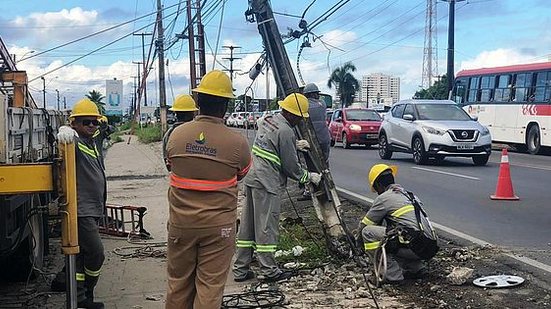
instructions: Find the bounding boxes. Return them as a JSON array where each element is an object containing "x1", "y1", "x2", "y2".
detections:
[{"x1": 459, "y1": 48, "x2": 543, "y2": 70}]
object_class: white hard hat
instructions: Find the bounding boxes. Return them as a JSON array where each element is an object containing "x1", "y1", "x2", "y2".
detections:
[{"x1": 303, "y1": 83, "x2": 320, "y2": 94}]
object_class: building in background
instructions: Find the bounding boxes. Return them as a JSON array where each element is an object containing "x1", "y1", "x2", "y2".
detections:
[{"x1": 356, "y1": 73, "x2": 400, "y2": 107}]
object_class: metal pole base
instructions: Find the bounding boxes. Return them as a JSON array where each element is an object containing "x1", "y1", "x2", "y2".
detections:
[{"x1": 66, "y1": 255, "x2": 78, "y2": 309}]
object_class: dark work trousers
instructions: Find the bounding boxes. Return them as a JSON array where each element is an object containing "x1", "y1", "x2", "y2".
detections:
[{"x1": 76, "y1": 217, "x2": 105, "y2": 302}]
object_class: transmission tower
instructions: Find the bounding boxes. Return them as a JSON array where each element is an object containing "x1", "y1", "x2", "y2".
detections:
[{"x1": 422, "y1": 0, "x2": 439, "y2": 88}]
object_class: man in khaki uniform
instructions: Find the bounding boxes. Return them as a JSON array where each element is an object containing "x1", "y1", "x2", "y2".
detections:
[
  {"x1": 162, "y1": 94, "x2": 198, "y2": 171},
  {"x1": 165, "y1": 70, "x2": 252, "y2": 309}
]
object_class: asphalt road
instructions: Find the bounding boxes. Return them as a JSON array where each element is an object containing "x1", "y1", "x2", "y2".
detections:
[
  {"x1": 328, "y1": 142, "x2": 551, "y2": 266},
  {"x1": 235, "y1": 127, "x2": 551, "y2": 267}
]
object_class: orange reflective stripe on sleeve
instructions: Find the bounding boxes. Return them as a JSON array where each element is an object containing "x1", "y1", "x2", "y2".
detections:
[
  {"x1": 238, "y1": 157, "x2": 253, "y2": 176},
  {"x1": 170, "y1": 173, "x2": 238, "y2": 191}
]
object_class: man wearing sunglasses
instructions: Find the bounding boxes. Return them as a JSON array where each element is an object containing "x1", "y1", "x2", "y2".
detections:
[{"x1": 56, "y1": 98, "x2": 106, "y2": 309}]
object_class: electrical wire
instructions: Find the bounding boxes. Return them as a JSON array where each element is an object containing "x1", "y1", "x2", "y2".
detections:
[
  {"x1": 221, "y1": 290, "x2": 286, "y2": 308},
  {"x1": 285, "y1": 188, "x2": 322, "y2": 250},
  {"x1": 212, "y1": 0, "x2": 227, "y2": 70},
  {"x1": 19, "y1": 1, "x2": 183, "y2": 62},
  {"x1": 28, "y1": 6, "x2": 184, "y2": 83},
  {"x1": 301, "y1": 0, "x2": 318, "y2": 19}
]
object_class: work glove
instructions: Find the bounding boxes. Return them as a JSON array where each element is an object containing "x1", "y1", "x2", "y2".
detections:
[
  {"x1": 296, "y1": 139, "x2": 310, "y2": 152},
  {"x1": 57, "y1": 126, "x2": 78, "y2": 144},
  {"x1": 309, "y1": 172, "x2": 322, "y2": 185}
]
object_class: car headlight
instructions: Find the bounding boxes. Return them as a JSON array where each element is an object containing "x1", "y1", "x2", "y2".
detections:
[
  {"x1": 480, "y1": 126, "x2": 490, "y2": 136},
  {"x1": 422, "y1": 126, "x2": 446, "y2": 135},
  {"x1": 349, "y1": 124, "x2": 362, "y2": 131}
]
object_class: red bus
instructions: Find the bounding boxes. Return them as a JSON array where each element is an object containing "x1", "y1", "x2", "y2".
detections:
[{"x1": 451, "y1": 62, "x2": 551, "y2": 154}]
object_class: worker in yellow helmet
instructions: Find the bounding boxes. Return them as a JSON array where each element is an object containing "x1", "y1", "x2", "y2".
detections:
[
  {"x1": 165, "y1": 70, "x2": 251, "y2": 309},
  {"x1": 55, "y1": 98, "x2": 106, "y2": 309},
  {"x1": 162, "y1": 94, "x2": 198, "y2": 171},
  {"x1": 233, "y1": 93, "x2": 321, "y2": 283},
  {"x1": 357, "y1": 164, "x2": 438, "y2": 285}
]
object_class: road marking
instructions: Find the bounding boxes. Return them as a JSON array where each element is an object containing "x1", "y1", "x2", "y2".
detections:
[
  {"x1": 336, "y1": 187, "x2": 551, "y2": 274},
  {"x1": 411, "y1": 166, "x2": 479, "y2": 180}
]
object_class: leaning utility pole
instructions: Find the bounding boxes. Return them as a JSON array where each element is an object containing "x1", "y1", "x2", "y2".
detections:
[
  {"x1": 156, "y1": 0, "x2": 168, "y2": 132},
  {"x1": 422, "y1": 0, "x2": 438, "y2": 88},
  {"x1": 443, "y1": 0, "x2": 464, "y2": 94},
  {"x1": 56, "y1": 89, "x2": 60, "y2": 111},
  {"x1": 247, "y1": 0, "x2": 347, "y2": 254},
  {"x1": 222, "y1": 45, "x2": 241, "y2": 82},
  {"x1": 133, "y1": 32, "x2": 152, "y2": 106}
]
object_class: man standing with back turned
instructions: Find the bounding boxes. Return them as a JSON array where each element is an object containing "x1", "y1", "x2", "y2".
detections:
[
  {"x1": 165, "y1": 70, "x2": 252, "y2": 309},
  {"x1": 233, "y1": 93, "x2": 322, "y2": 282}
]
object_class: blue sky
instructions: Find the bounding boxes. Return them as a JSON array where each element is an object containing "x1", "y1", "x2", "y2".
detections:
[{"x1": 2, "y1": 0, "x2": 550, "y2": 110}]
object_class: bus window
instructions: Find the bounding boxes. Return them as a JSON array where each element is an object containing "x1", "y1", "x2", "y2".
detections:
[
  {"x1": 513, "y1": 73, "x2": 533, "y2": 102},
  {"x1": 319, "y1": 93, "x2": 333, "y2": 108},
  {"x1": 494, "y1": 75, "x2": 511, "y2": 102},
  {"x1": 468, "y1": 77, "x2": 479, "y2": 102},
  {"x1": 480, "y1": 75, "x2": 495, "y2": 102},
  {"x1": 452, "y1": 77, "x2": 468, "y2": 105},
  {"x1": 534, "y1": 71, "x2": 551, "y2": 102}
]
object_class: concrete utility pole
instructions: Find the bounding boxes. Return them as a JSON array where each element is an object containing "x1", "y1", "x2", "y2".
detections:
[
  {"x1": 222, "y1": 45, "x2": 242, "y2": 82},
  {"x1": 63, "y1": 96, "x2": 67, "y2": 110},
  {"x1": 132, "y1": 75, "x2": 138, "y2": 121},
  {"x1": 443, "y1": 0, "x2": 464, "y2": 94},
  {"x1": 186, "y1": 0, "x2": 207, "y2": 89},
  {"x1": 41, "y1": 76, "x2": 46, "y2": 108},
  {"x1": 133, "y1": 32, "x2": 152, "y2": 107},
  {"x1": 157, "y1": 0, "x2": 168, "y2": 133},
  {"x1": 56, "y1": 89, "x2": 60, "y2": 110},
  {"x1": 132, "y1": 61, "x2": 143, "y2": 108}
]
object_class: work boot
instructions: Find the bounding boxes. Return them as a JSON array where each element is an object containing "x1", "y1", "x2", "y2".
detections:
[
  {"x1": 263, "y1": 270, "x2": 295, "y2": 283},
  {"x1": 403, "y1": 268, "x2": 428, "y2": 280},
  {"x1": 50, "y1": 271, "x2": 66, "y2": 292},
  {"x1": 297, "y1": 189, "x2": 311, "y2": 201},
  {"x1": 234, "y1": 270, "x2": 255, "y2": 282},
  {"x1": 77, "y1": 298, "x2": 105, "y2": 309}
]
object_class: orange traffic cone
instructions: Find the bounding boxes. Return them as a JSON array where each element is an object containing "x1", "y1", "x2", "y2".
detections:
[{"x1": 490, "y1": 148, "x2": 519, "y2": 200}]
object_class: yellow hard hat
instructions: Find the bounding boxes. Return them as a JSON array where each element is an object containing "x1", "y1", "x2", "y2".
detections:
[
  {"x1": 192, "y1": 70, "x2": 235, "y2": 99},
  {"x1": 100, "y1": 115, "x2": 108, "y2": 123},
  {"x1": 70, "y1": 98, "x2": 101, "y2": 119},
  {"x1": 278, "y1": 93, "x2": 309, "y2": 118},
  {"x1": 170, "y1": 94, "x2": 198, "y2": 112},
  {"x1": 368, "y1": 164, "x2": 398, "y2": 191}
]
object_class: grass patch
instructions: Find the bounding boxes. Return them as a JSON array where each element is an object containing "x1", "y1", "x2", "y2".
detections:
[
  {"x1": 135, "y1": 125, "x2": 162, "y2": 143},
  {"x1": 277, "y1": 221, "x2": 331, "y2": 268},
  {"x1": 110, "y1": 132, "x2": 124, "y2": 144},
  {"x1": 118, "y1": 121, "x2": 134, "y2": 131}
]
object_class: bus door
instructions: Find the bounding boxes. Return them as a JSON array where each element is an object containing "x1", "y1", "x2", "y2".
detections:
[{"x1": 492, "y1": 74, "x2": 516, "y2": 142}]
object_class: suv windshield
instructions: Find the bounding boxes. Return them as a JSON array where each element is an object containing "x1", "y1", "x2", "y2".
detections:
[
  {"x1": 345, "y1": 109, "x2": 382, "y2": 121},
  {"x1": 416, "y1": 104, "x2": 471, "y2": 121}
]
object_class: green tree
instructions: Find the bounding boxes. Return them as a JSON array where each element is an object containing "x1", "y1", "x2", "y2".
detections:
[
  {"x1": 413, "y1": 75, "x2": 449, "y2": 99},
  {"x1": 327, "y1": 62, "x2": 360, "y2": 107},
  {"x1": 85, "y1": 90, "x2": 106, "y2": 115}
]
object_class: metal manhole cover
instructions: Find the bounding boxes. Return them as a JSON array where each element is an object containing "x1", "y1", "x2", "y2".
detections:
[{"x1": 473, "y1": 275, "x2": 525, "y2": 288}]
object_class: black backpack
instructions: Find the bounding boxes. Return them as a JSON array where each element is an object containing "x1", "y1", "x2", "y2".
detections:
[{"x1": 401, "y1": 191, "x2": 439, "y2": 260}]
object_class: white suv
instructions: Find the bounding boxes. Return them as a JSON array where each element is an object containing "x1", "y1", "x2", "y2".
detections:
[{"x1": 378, "y1": 100, "x2": 492, "y2": 165}]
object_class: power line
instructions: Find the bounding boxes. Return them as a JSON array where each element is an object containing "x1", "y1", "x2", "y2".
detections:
[
  {"x1": 212, "y1": 0, "x2": 227, "y2": 70},
  {"x1": 19, "y1": 1, "x2": 183, "y2": 62},
  {"x1": 28, "y1": 7, "x2": 184, "y2": 83}
]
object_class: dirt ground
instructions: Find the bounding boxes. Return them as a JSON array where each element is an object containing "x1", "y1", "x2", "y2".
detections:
[{"x1": 1, "y1": 135, "x2": 550, "y2": 308}]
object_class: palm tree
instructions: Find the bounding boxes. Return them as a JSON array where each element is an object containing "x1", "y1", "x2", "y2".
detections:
[
  {"x1": 327, "y1": 62, "x2": 360, "y2": 107},
  {"x1": 86, "y1": 90, "x2": 106, "y2": 114}
]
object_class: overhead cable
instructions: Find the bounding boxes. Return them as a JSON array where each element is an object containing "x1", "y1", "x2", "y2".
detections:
[
  {"x1": 19, "y1": 1, "x2": 183, "y2": 62},
  {"x1": 28, "y1": 7, "x2": 184, "y2": 83}
]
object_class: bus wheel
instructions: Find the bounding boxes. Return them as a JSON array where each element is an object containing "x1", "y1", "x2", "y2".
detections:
[{"x1": 527, "y1": 125, "x2": 542, "y2": 155}]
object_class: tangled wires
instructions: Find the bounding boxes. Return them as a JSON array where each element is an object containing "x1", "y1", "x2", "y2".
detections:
[
  {"x1": 221, "y1": 290, "x2": 286, "y2": 308},
  {"x1": 113, "y1": 242, "x2": 167, "y2": 259}
]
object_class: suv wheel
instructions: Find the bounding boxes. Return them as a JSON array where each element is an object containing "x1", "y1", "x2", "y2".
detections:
[
  {"x1": 330, "y1": 138, "x2": 335, "y2": 147},
  {"x1": 378, "y1": 133, "x2": 392, "y2": 159},
  {"x1": 527, "y1": 125, "x2": 542, "y2": 154},
  {"x1": 412, "y1": 137, "x2": 428, "y2": 165},
  {"x1": 342, "y1": 133, "x2": 350, "y2": 149},
  {"x1": 472, "y1": 154, "x2": 489, "y2": 166}
]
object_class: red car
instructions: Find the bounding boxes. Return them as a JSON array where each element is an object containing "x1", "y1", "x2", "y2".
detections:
[{"x1": 329, "y1": 108, "x2": 382, "y2": 149}]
